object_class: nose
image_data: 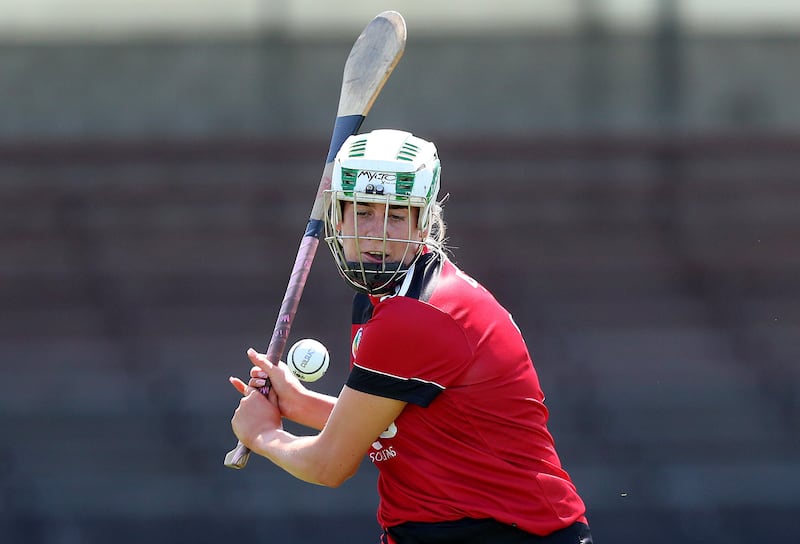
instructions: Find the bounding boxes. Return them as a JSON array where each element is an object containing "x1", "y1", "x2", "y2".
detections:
[{"x1": 357, "y1": 212, "x2": 384, "y2": 238}]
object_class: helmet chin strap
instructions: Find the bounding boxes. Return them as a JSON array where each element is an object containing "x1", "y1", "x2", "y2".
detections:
[
  {"x1": 344, "y1": 260, "x2": 407, "y2": 295},
  {"x1": 346, "y1": 236, "x2": 427, "y2": 295}
]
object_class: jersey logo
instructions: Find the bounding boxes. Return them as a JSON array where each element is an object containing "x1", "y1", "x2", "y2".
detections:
[
  {"x1": 380, "y1": 422, "x2": 397, "y2": 439},
  {"x1": 352, "y1": 327, "x2": 363, "y2": 358},
  {"x1": 370, "y1": 422, "x2": 398, "y2": 463}
]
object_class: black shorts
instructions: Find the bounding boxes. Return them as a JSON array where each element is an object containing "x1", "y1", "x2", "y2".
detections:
[{"x1": 381, "y1": 519, "x2": 592, "y2": 544}]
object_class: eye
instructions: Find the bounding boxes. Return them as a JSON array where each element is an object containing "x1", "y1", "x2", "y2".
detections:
[{"x1": 388, "y1": 209, "x2": 408, "y2": 221}]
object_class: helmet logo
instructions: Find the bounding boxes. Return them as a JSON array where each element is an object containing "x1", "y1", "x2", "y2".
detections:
[{"x1": 358, "y1": 171, "x2": 396, "y2": 183}]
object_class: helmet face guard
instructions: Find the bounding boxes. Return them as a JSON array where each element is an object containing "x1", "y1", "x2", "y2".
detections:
[{"x1": 323, "y1": 129, "x2": 441, "y2": 295}]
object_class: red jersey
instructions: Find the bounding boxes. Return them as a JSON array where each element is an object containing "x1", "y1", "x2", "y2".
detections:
[{"x1": 346, "y1": 252, "x2": 587, "y2": 536}]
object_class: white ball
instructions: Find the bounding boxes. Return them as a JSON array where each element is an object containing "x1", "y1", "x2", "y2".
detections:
[{"x1": 286, "y1": 338, "x2": 330, "y2": 382}]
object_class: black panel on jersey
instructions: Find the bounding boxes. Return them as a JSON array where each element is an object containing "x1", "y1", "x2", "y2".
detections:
[
  {"x1": 352, "y1": 292, "x2": 375, "y2": 325},
  {"x1": 347, "y1": 365, "x2": 443, "y2": 407},
  {"x1": 403, "y1": 252, "x2": 442, "y2": 302},
  {"x1": 351, "y1": 252, "x2": 441, "y2": 324}
]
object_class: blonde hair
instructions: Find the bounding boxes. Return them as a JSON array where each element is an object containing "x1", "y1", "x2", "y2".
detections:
[{"x1": 423, "y1": 197, "x2": 448, "y2": 254}]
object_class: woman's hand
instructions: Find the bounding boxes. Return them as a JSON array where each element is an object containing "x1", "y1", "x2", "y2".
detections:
[
  {"x1": 244, "y1": 348, "x2": 310, "y2": 423},
  {"x1": 228, "y1": 377, "x2": 282, "y2": 452}
]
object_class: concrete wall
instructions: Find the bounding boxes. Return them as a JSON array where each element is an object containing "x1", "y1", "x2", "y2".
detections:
[{"x1": 2, "y1": 32, "x2": 800, "y2": 142}]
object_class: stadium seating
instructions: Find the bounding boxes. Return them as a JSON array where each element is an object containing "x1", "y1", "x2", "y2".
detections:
[{"x1": 1, "y1": 135, "x2": 798, "y2": 543}]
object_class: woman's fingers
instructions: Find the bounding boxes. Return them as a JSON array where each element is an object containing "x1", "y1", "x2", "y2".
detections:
[
  {"x1": 248, "y1": 377, "x2": 267, "y2": 389},
  {"x1": 229, "y1": 376, "x2": 250, "y2": 396}
]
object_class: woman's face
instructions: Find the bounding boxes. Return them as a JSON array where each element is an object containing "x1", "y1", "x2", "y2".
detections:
[{"x1": 339, "y1": 201, "x2": 423, "y2": 266}]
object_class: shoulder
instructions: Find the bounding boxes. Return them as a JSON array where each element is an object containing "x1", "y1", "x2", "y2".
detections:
[
  {"x1": 354, "y1": 294, "x2": 473, "y2": 388},
  {"x1": 371, "y1": 296, "x2": 461, "y2": 342}
]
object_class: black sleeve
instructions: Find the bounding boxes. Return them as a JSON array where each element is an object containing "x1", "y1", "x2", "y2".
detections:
[{"x1": 346, "y1": 364, "x2": 444, "y2": 407}]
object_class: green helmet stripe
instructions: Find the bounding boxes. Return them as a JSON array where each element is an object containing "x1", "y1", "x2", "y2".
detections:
[
  {"x1": 340, "y1": 167, "x2": 358, "y2": 194},
  {"x1": 396, "y1": 172, "x2": 415, "y2": 196},
  {"x1": 397, "y1": 142, "x2": 420, "y2": 161},
  {"x1": 348, "y1": 139, "x2": 368, "y2": 157}
]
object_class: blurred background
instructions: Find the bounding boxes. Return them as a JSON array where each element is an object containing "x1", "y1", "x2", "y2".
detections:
[{"x1": 1, "y1": 1, "x2": 798, "y2": 543}]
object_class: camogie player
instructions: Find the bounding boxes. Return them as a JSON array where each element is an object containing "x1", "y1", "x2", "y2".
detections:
[{"x1": 229, "y1": 129, "x2": 593, "y2": 544}]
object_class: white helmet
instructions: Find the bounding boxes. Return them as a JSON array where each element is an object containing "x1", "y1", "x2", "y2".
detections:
[{"x1": 324, "y1": 129, "x2": 441, "y2": 295}]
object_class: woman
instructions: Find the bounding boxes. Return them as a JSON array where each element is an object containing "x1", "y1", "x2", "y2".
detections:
[{"x1": 229, "y1": 129, "x2": 592, "y2": 544}]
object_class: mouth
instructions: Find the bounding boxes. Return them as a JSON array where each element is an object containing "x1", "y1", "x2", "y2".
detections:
[{"x1": 360, "y1": 251, "x2": 387, "y2": 264}]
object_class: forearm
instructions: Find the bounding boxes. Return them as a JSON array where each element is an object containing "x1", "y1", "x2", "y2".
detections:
[
  {"x1": 284, "y1": 389, "x2": 337, "y2": 431},
  {"x1": 251, "y1": 429, "x2": 357, "y2": 487},
  {"x1": 242, "y1": 386, "x2": 406, "y2": 488}
]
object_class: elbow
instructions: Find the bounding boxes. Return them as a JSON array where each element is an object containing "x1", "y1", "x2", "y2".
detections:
[
  {"x1": 319, "y1": 475, "x2": 346, "y2": 488},
  {"x1": 315, "y1": 462, "x2": 359, "y2": 488}
]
